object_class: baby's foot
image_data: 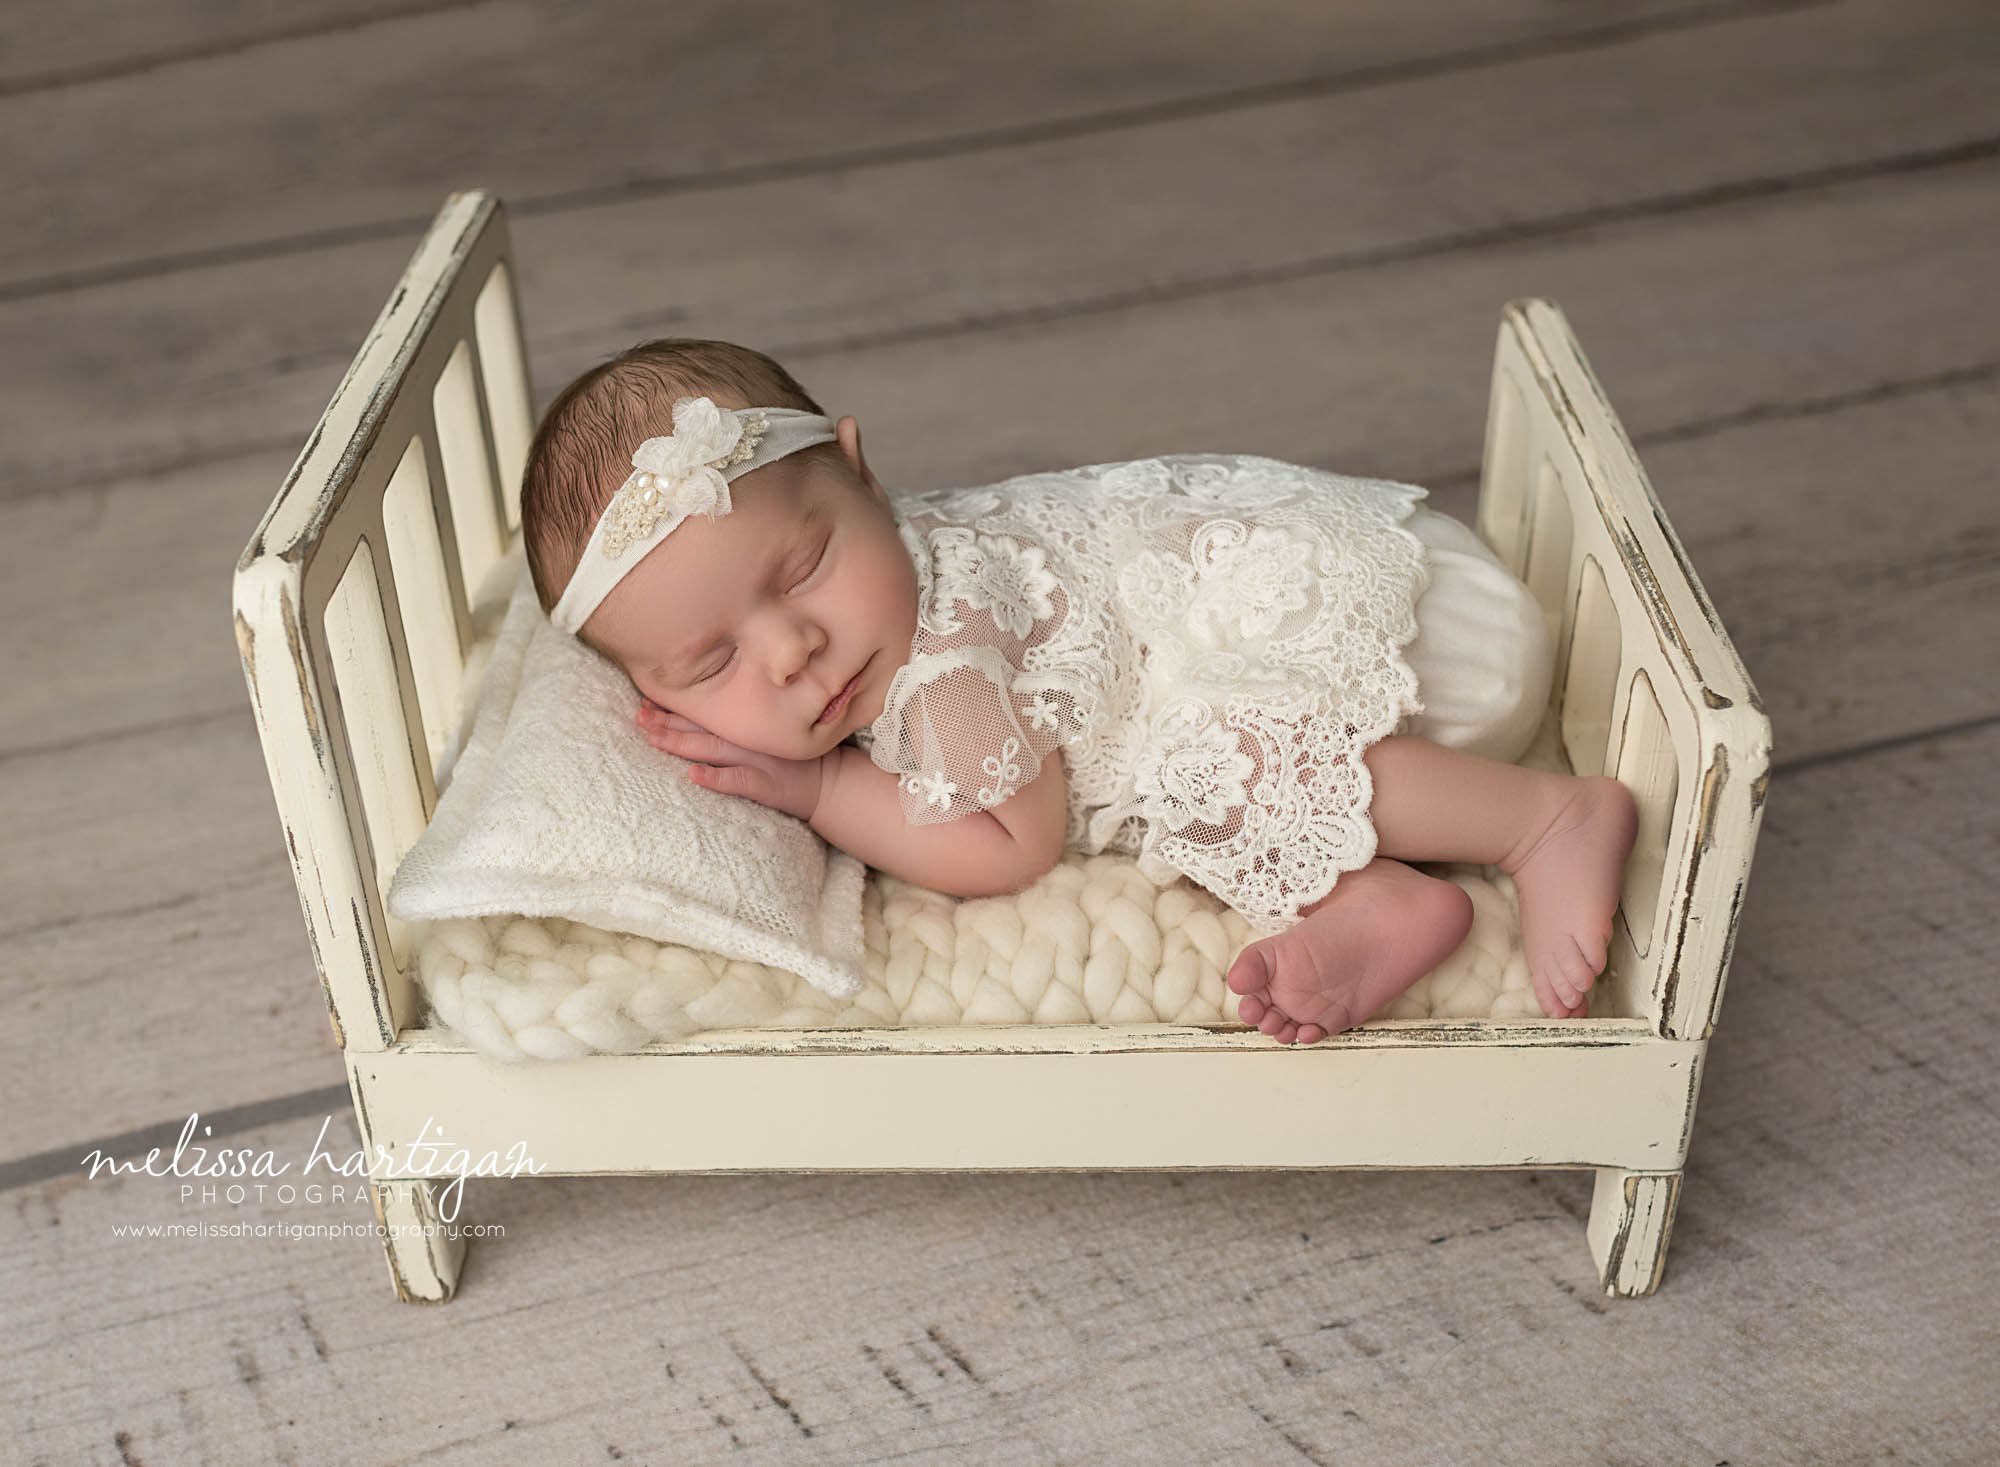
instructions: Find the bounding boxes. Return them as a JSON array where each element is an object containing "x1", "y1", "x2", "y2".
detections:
[
  {"x1": 1501, "y1": 775, "x2": 1639, "y2": 1018},
  {"x1": 1225, "y1": 860, "x2": 1474, "y2": 1044}
]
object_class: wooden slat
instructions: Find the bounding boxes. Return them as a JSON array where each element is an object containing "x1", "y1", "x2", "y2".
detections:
[
  {"x1": 1667, "y1": 380, "x2": 2000, "y2": 762},
  {"x1": 0, "y1": 712, "x2": 282, "y2": 939},
  {"x1": 0, "y1": 873, "x2": 349, "y2": 1160},
  {"x1": 0, "y1": 2, "x2": 480, "y2": 90},
  {"x1": 0, "y1": 457, "x2": 273, "y2": 756},
  {"x1": 0, "y1": 0, "x2": 1765, "y2": 288},
  {"x1": 4, "y1": 0, "x2": 1995, "y2": 500}
]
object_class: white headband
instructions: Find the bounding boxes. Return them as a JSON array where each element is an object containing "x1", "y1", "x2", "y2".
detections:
[{"x1": 550, "y1": 394, "x2": 838, "y2": 635}]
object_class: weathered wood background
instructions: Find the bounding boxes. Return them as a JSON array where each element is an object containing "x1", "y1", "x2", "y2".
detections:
[{"x1": 3, "y1": 1, "x2": 1996, "y2": 1461}]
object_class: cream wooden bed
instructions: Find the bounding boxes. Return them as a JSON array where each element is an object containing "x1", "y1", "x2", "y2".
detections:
[{"x1": 234, "y1": 192, "x2": 1772, "y2": 1303}]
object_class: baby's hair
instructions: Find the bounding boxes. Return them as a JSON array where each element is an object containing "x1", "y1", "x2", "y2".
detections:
[{"x1": 519, "y1": 338, "x2": 845, "y2": 611}]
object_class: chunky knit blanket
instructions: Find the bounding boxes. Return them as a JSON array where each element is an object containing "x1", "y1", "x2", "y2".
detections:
[{"x1": 414, "y1": 854, "x2": 1545, "y2": 1062}]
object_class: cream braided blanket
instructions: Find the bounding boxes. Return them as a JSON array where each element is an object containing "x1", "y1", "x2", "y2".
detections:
[{"x1": 414, "y1": 855, "x2": 1545, "y2": 1061}]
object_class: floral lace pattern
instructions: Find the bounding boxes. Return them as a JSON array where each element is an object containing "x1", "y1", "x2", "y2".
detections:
[
  {"x1": 1131, "y1": 698, "x2": 1256, "y2": 828},
  {"x1": 864, "y1": 454, "x2": 1432, "y2": 931},
  {"x1": 931, "y1": 530, "x2": 1059, "y2": 639}
]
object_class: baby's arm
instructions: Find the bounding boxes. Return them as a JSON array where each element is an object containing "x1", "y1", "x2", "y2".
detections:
[
  {"x1": 637, "y1": 705, "x2": 1067, "y2": 898},
  {"x1": 811, "y1": 744, "x2": 1067, "y2": 898}
]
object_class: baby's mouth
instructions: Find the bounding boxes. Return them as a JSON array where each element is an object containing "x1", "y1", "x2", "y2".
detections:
[{"x1": 816, "y1": 662, "x2": 867, "y2": 726}]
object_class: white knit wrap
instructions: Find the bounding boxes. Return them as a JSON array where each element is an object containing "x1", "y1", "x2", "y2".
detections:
[{"x1": 413, "y1": 849, "x2": 1556, "y2": 1062}]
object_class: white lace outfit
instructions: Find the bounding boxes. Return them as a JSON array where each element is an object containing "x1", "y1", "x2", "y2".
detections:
[{"x1": 854, "y1": 454, "x2": 1550, "y2": 935}]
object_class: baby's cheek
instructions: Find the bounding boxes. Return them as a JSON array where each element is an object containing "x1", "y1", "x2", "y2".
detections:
[{"x1": 866, "y1": 548, "x2": 921, "y2": 640}]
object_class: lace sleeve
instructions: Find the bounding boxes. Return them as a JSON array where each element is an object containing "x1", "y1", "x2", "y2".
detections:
[
  {"x1": 868, "y1": 519, "x2": 1080, "y2": 826},
  {"x1": 873, "y1": 646, "x2": 1073, "y2": 825}
]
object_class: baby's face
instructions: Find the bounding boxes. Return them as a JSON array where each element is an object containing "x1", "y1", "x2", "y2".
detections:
[{"x1": 581, "y1": 425, "x2": 917, "y2": 763}]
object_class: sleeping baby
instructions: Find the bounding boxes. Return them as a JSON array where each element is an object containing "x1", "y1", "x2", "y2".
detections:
[{"x1": 519, "y1": 339, "x2": 1638, "y2": 1045}]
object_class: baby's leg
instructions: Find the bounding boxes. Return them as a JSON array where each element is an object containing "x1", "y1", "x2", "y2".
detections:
[
  {"x1": 1226, "y1": 734, "x2": 1636, "y2": 1039},
  {"x1": 1228, "y1": 858, "x2": 1474, "y2": 1044},
  {"x1": 1362, "y1": 734, "x2": 1638, "y2": 1019}
]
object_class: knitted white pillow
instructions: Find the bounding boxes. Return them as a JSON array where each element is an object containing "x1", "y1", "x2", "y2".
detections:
[{"x1": 387, "y1": 562, "x2": 867, "y2": 999}]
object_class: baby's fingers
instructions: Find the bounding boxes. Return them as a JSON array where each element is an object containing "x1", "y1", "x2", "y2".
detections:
[
  {"x1": 646, "y1": 722, "x2": 734, "y2": 764},
  {"x1": 686, "y1": 761, "x2": 768, "y2": 804},
  {"x1": 637, "y1": 703, "x2": 704, "y2": 733}
]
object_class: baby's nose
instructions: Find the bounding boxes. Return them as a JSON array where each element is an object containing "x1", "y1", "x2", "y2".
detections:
[{"x1": 771, "y1": 622, "x2": 826, "y2": 682}]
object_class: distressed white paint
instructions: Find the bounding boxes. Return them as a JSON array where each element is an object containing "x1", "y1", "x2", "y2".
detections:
[
  {"x1": 366, "y1": 1174, "x2": 466, "y2": 1305},
  {"x1": 234, "y1": 193, "x2": 1771, "y2": 1301},
  {"x1": 1589, "y1": 1168, "x2": 1684, "y2": 1298},
  {"x1": 353, "y1": 1022, "x2": 1700, "y2": 1175},
  {"x1": 1480, "y1": 299, "x2": 1774, "y2": 1044}
]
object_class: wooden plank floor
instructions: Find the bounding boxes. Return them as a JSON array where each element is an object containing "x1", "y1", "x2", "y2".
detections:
[{"x1": 3, "y1": 1, "x2": 1996, "y2": 1461}]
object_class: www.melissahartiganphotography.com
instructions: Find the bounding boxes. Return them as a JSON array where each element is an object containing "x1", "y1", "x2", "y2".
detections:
[{"x1": 109, "y1": 1218, "x2": 505, "y2": 1240}]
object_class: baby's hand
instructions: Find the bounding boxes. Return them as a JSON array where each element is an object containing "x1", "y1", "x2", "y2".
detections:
[{"x1": 636, "y1": 701, "x2": 824, "y2": 822}]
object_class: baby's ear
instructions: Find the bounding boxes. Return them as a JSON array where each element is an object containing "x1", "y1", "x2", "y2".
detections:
[{"x1": 834, "y1": 415, "x2": 886, "y2": 500}]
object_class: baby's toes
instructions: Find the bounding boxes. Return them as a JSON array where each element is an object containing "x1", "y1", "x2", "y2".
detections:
[
  {"x1": 1574, "y1": 926, "x2": 1610, "y2": 979},
  {"x1": 1296, "y1": 1023, "x2": 1327, "y2": 1045},
  {"x1": 1568, "y1": 931, "x2": 1616, "y2": 987},
  {"x1": 1557, "y1": 937, "x2": 1601, "y2": 997},
  {"x1": 1226, "y1": 946, "x2": 1271, "y2": 997},
  {"x1": 1237, "y1": 991, "x2": 1270, "y2": 1026},
  {"x1": 1529, "y1": 962, "x2": 1567, "y2": 1018}
]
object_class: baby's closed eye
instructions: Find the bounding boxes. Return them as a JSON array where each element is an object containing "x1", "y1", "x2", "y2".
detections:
[{"x1": 787, "y1": 532, "x2": 831, "y2": 590}]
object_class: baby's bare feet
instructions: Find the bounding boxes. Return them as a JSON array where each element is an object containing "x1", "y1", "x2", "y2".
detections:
[
  {"x1": 1225, "y1": 859, "x2": 1474, "y2": 1044},
  {"x1": 1501, "y1": 775, "x2": 1639, "y2": 1018}
]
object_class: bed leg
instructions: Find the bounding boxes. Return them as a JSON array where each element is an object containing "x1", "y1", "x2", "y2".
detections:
[
  {"x1": 1587, "y1": 1167, "x2": 1681, "y2": 1297},
  {"x1": 367, "y1": 1178, "x2": 467, "y2": 1304}
]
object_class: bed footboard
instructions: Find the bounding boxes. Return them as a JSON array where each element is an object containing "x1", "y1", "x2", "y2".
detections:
[{"x1": 1478, "y1": 300, "x2": 1772, "y2": 1040}]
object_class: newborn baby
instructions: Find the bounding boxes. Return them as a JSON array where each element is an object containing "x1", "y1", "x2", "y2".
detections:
[{"x1": 520, "y1": 339, "x2": 1638, "y2": 1044}]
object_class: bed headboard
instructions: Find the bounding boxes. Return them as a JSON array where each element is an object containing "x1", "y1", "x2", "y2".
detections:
[
  {"x1": 235, "y1": 192, "x2": 533, "y2": 1050},
  {"x1": 1477, "y1": 299, "x2": 1773, "y2": 1040}
]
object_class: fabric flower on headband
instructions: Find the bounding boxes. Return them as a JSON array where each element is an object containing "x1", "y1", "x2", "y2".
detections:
[{"x1": 596, "y1": 396, "x2": 770, "y2": 560}]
